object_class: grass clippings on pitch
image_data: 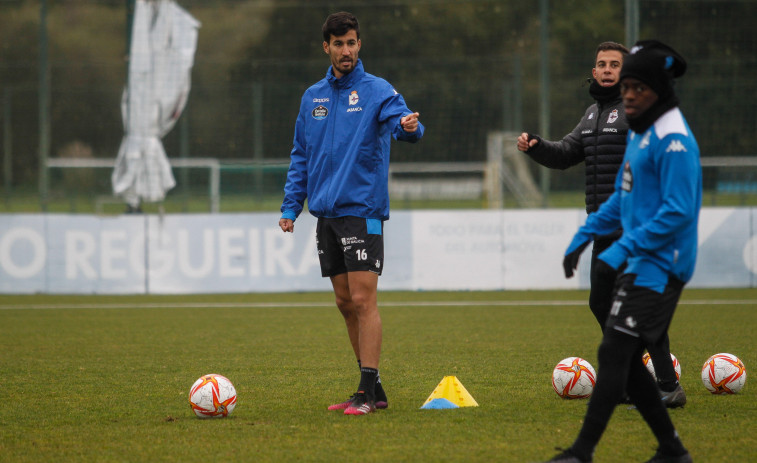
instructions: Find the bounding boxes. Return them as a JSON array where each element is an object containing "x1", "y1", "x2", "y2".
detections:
[{"x1": 0, "y1": 289, "x2": 755, "y2": 462}]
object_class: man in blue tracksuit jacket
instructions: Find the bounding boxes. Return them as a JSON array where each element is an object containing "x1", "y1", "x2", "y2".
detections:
[
  {"x1": 280, "y1": 56, "x2": 422, "y2": 221},
  {"x1": 547, "y1": 41, "x2": 699, "y2": 463},
  {"x1": 279, "y1": 12, "x2": 424, "y2": 416}
]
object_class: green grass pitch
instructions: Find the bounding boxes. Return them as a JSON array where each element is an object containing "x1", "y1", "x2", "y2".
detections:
[{"x1": 1, "y1": 289, "x2": 755, "y2": 462}]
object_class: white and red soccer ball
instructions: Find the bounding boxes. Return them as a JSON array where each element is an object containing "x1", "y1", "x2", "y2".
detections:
[
  {"x1": 552, "y1": 357, "x2": 597, "y2": 399},
  {"x1": 701, "y1": 353, "x2": 747, "y2": 394},
  {"x1": 642, "y1": 352, "x2": 681, "y2": 381},
  {"x1": 189, "y1": 374, "x2": 238, "y2": 418}
]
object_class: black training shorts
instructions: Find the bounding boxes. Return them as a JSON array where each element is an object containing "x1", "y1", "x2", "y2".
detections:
[
  {"x1": 316, "y1": 216, "x2": 384, "y2": 277},
  {"x1": 606, "y1": 273, "x2": 685, "y2": 344}
]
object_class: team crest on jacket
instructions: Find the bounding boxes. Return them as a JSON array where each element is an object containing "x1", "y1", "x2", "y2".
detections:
[
  {"x1": 312, "y1": 105, "x2": 328, "y2": 120},
  {"x1": 349, "y1": 90, "x2": 359, "y2": 105},
  {"x1": 621, "y1": 161, "x2": 633, "y2": 192},
  {"x1": 607, "y1": 109, "x2": 619, "y2": 124}
]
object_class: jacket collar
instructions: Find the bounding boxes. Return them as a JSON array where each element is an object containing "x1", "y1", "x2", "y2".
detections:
[
  {"x1": 589, "y1": 80, "x2": 622, "y2": 105},
  {"x1": 628, "y1": 95, "x2": 679, "y2": 134},
  {"x1": 326, "y1": 59, "x2": 364, "y2": 88}
]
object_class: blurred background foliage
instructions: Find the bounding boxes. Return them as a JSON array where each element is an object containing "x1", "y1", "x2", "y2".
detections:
[{"x1": 0, "y1": 0, "x2": 755, "y2": 200}]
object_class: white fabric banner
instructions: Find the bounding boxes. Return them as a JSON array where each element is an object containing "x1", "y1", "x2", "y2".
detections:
[{"x1": 111, "y1": 0, "x2": 200, "y2": 207}]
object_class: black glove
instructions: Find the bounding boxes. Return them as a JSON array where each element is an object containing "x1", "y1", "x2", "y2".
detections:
[
  {"x1": 562, "y1": 240, "x2": 590, "y2": 278},
  {"x1": 526, "y1": 133, "x2": 540, "y2": 152}
]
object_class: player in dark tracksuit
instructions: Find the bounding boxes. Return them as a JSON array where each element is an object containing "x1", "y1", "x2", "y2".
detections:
[
  {"x1": 518, "y1": 42, "x2": 682, "y2": 405},
  {"x1": 548, "y1": 40, "x2": 699, "y2": 463},
  {"x1": 519, "y1": 42, "x2": 629, "y2": 329}
]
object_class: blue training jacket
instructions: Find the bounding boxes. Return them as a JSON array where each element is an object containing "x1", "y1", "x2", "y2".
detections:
[
  {"x1": 565, "y1": 107, "x2": 702, "y2": 292},
  {"x1": 280, "y1": 60, "x2": 424, "y2": 222}
]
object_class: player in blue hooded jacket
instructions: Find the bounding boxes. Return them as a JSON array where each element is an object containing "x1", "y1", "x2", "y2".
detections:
[
  {"x1": 279, "y1": 12, "x2": 424, "y2": 416},
  {"x1": 548, "y1": 40, "x2": 700, "y2": 463}
]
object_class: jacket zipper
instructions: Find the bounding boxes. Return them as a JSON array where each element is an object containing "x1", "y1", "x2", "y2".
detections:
[
  {"x1": 326, "y1": 85, "x2": 339, "y2": 216},
  {"x1": 592, "y1": 102, "x2": 602, "y2": 211}
]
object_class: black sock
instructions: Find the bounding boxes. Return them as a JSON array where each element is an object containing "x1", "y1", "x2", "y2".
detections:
[
  {"x1": 629, "y1": 351, "x2": 687, "y2": 457},
  {"x1": 358, "y1": 360, "x2": 385, "y2": 401},
  {"x1": 658, "y1": 434, "x2": 688, "y2": 457},
  {"x1": 571, "y1": 424, "x2": 600, "y2": 461},
  {"x1": 636, "y1": 386, "x2": 688, "y2": 456},
  {"x1": 572, "y1": 331, "x2": 639, "y2": 459},
  {"x1": 375, "y1": 373, "x2": 387, "y2": 402},
  {"x1": 357, "y1": 359, "x2": 387, "y2": 402},
  {"x1": 358, "y1": 367, "x2": 378, "y2": 400},
  {"x1": 647, "y1": 334, "x2": 678, "y2": 389},
  {"x1": 658, "y1": 379, "x2": 678, "y2": 393}
]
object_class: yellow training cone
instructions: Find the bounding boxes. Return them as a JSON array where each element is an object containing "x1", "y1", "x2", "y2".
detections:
[{"x1": 421, "y1": 376, "x2": 479, "y2": 409}]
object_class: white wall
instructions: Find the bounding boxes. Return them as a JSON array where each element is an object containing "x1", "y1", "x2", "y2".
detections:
[{"x1": 0, "y1": 208, "x2": 753, "y2": 294}]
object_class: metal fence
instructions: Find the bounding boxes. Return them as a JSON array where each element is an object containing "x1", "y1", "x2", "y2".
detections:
[{"x1": 1, "y1": 0, "x2": 756, "y2": 212}]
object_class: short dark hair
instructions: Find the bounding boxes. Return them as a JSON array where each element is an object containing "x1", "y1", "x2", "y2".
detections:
[
  {"x1": 322, "y1": 12, "x2": 360, "y2": 43},
  {"x1": 595, "y1": 41, "x2": 629, "y2": 59}
]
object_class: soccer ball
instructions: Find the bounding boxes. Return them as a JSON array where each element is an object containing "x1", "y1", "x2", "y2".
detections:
[
  {"x1": 552, "y1": 357, "x2": 597, "y2": 399},
  {"x1": 701, "y1": 353, "x2": 747, "y2": 394},
  {"x1": 189, "y1": 374, "x2": 238, "y2": 418},
  {"x1": 642, "y1": 352, "x2": 681, "y2": 381}
]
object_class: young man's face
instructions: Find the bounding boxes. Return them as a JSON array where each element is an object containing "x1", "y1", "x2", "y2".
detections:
[
  {"x1": 592, "y1": 50, "x2": 624, "y2": 87},
  {"x1": 620, "y1": 77, "x2": 659, "y2": 119},
  {"x1": 323, "y1": 29, "x2": 360, "y2": 78}
]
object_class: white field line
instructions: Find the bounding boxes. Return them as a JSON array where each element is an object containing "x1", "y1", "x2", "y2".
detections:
[{"x1": 0, "y1": 299, "x2": 755, "y2": 310}]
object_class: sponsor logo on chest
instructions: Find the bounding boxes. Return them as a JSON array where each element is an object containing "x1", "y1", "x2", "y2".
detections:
[
  {"x1": 311, "y1": 89, "x2": 366, "y2": 119},
  {"x1": 347, "y1": 90, "x2": 362, "y2": 112},
  {"x1": 312, "y1": 105, "x2": 328, "y2": 120}
]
